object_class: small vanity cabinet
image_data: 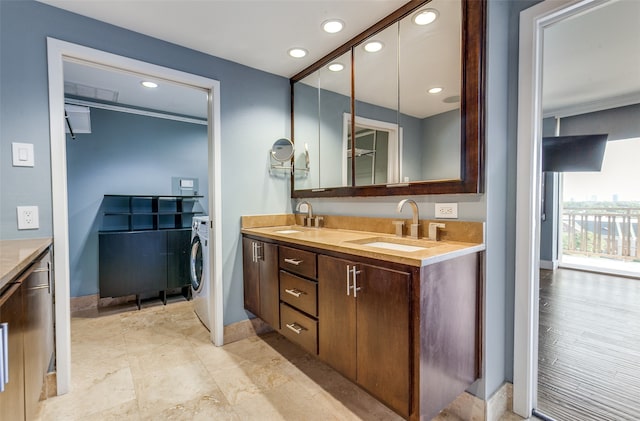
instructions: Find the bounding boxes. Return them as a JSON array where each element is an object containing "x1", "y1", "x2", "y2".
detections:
[
  {"x1": 278, "y1": 246, "x2": 318, "y2": 354},
  {"x1": 242, "y1": 238, "x2": 279, "y2": 328}
]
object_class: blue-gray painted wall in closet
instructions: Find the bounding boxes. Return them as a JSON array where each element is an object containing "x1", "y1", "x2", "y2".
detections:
[{"x1": 66, "y1": 108, "x2": 208, "y2": 297}]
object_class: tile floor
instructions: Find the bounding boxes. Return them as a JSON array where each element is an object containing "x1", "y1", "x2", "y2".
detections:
[{"x1": 37, "y1": 299, "x2": 526, "y2": 420}]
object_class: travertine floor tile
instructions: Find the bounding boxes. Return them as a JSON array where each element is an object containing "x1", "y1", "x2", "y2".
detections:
[
  {"x1": 40, "y1": 299, "x2": 467, "y2": 421},
  {"x1": 40, "y1": 367, "x2": 136, "y2": 420}
]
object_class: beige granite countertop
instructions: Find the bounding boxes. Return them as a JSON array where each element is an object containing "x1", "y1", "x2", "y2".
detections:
[
  {"x1": 241, "y1": 215, "x2": 484, "y2": 267},
  {"x1": 0, "y1": 238, "x2": 52, "y2": 291}
]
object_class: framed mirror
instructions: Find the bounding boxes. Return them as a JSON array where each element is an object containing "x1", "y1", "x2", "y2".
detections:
[{"x1": 290, "y1": 0, "x2": 485, "y2": 197}]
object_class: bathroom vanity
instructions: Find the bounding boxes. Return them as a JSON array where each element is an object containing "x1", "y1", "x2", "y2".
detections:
[{"x1": 241, "y1": 214, "x2": 484, "y2": 420}]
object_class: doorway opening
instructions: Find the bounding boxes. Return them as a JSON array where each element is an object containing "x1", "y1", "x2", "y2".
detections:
[
  {"x1": 47, "y1": 38, "x2": 223, "y2": 395},
  {"x1": 515, "y1": 0, "x2": 640, "y2": 418}
]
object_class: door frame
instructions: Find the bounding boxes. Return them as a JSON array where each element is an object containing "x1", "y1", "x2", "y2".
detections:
[
  {"x1": 513, "y1": 0, "x2": 607, "y2": 416},
  {"x1": 46, "y1": 38, "x2": 224, "y2": 395}
]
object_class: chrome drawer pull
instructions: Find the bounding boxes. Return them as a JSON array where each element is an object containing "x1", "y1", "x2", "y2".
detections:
[
  {"x1": 285, "y1": 288, "x2": 304, "y2": 298},
  {"x1": 285, "y1": 323, "x2": 306, "y2": 334},
  {"x1": 284, "y1": 258, "x2": 303, "y2": 266}
]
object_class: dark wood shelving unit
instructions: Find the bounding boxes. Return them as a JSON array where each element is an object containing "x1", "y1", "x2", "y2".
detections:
[{"x1": 99, "y1": 194, "x2": 204, "y2": 308}]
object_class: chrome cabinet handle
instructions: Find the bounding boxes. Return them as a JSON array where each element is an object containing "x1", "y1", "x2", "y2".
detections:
[
  {"x1": 352, "y1": 266, "x2": 361, "y2": 298},
  {"x1": 285, "y1": 288, "x2": 304, "y2": 298},
  {"x1": 346, "y1": 265, "x2": 351, "y2": 296},
  {"x1": 251, "y1": 242, "x2": 262, "y2": 262},
  {"x1": 286, "y1": 323, "x2": 305, "y2": 334},
  {"x1": 1, "y1": 322, "x2": 8, "y2": 389},
  {"x1": 284, "y1": 258, "x2": 302, "y2": 266},
  {"x1": 47, "y1": 261, "x2": 51, "y2": 294},
  {"x1": 346, "y1": 265, "x2": 361, "y2": 298}
]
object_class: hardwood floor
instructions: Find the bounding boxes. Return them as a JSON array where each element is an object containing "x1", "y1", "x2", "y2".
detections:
[{"x1": 537, "y1": 268, "x2": 640, "y2": 420}]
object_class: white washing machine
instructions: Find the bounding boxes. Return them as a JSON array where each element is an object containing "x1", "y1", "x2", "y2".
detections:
[{"x1": 190, "y1": 215, "x2": 211, "y2": 331}]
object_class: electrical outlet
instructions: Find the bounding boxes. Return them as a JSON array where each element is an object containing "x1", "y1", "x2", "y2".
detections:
[
  {"x1": 17, "y1": 206, "x2": 39, "y2": 230},
  {"x1": 435, "y1": 203, "x2": 458, "y2": 219}
]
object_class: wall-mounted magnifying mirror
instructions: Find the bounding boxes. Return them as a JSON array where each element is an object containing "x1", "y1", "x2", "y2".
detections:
[{"x1": 271, "y1": 138, "x2": 294, "y2": 162}]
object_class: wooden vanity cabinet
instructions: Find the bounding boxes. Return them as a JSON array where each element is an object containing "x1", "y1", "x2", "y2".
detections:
[
  {"x1": 318, "y1": 254, "x2": 411, "y2": 417},
  {"x1": 241, "y1": 233, "x2": 481, "y2": 421},
  {"x1": 242, "y1": 237, "x2": 279, "y2": 328}
]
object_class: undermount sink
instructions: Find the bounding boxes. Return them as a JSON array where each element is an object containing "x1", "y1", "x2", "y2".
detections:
[
  {"x1": 271, "y1": 225, "x2": 315, "y2": 234},
  {"x1": 363, "y1": 241, "x2": 427, "y2": 252},
  {"x1": 346, "y1": 237, "x2": 440, "y2": 253}
]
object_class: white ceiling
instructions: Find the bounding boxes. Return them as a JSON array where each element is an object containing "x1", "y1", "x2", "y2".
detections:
[
  {"x1": 542, "y1": 0, "x2": 640, "y2": 117},
  {"x1": 42, "y1": 0, "x2": 640, "y2": 120},
  {"x1": 39, "y1": 0, "x2": 407, "y2": 78}
]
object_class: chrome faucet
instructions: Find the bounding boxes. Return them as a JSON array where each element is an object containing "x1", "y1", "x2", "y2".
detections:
[
  {"x1": 397, "y1": 199, "x2": 420, "y2": 239},
  {"x1": 295, "y1": 200, "x2": 314, "y2": 227},
  {"x1": 428, "y1": 222, "x2": 446, "y2": 241}
]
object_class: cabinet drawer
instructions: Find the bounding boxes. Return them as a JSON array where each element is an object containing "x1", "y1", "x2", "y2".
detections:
[
  {"x1": 280, "y1": 303, "x2": 318, "y2": 355},
  {"x1": 279, "y1": 246, "x2": 316, "y2": 279},
  {"x1": 280, "y1": 271, "x2": 317, "y2": 317}
]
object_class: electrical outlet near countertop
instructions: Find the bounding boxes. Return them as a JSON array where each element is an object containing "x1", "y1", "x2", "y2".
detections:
[
  {"x1": 17, "y1": 205, "x2": 39, "y2": 230},
  {"x1": 434, "y1": 203, "x2": 458, "y2": 219}
]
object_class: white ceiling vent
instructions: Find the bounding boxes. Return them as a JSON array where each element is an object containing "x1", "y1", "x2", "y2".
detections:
[
  {"x1": 64, "y1": 104, "x2": 91, "y2": 137},
  {"x1": 64, "y1": 81, "x2": 119, "y2": 102}
]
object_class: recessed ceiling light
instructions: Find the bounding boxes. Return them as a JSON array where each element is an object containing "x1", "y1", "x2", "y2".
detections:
[
  {"x1": 413, "y1": 8, "x2": 439, "y2": 26},
  {"x1": 428, "y1": 87, "x2": 443, "y2": 94},
  {"x1": 363, "y1": 41, "x2": 384, "y2": 53},
  {"x1": 322, "y1": 19, "x2": 344, "y2": 34},
  {"x1": 328, "y1": 62, "x2": 344, "y2": 72},
  {"x1": 288, "y1": 48, "x2": 308, "y2": 58},
  {"x1": 141, "y1": 81, "x2": 158, "y2": 88}
]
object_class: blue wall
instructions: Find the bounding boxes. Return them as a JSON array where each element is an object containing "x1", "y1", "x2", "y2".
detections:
[
  {"x1": 66, "y1": 108, "x2": 208, "y2": 297},
  {"x1": 0, "y1": 0, "x2": 291, "y2": 326}
]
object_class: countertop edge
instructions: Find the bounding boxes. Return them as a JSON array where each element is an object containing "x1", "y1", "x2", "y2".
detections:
[
  {"x1": 0, "y1": 238, "x2": 52, "y2": 292},
  {"x1": 241, "y1": 227, "x2": 484, "y2": 267}
]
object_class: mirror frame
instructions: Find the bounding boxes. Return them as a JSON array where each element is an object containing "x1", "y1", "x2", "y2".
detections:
[{"x1": 290, "y1": 0, "x2": 485, "y2": 198}]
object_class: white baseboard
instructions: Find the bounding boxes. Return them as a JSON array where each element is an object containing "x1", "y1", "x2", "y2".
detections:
[{"x1": 540, "y1": 260, "x2": 558, "y2": 270}]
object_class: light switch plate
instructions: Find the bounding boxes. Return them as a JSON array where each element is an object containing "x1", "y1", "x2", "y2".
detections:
[
  {"x1": 435, "y1": 203, "x2": 458, "y2": 219},
  {"x1": 17, "y1": 206, "x2": 39, "y2": 230},
  {"x1": 12, "y1": 142, "x2": 34, "y2": 167}
]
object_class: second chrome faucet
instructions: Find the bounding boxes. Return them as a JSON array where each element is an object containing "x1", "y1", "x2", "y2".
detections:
[
  {"x1": 395, "y1": 199, "x2": 446, "y2": 240},
  {"x1": 396, "y1": 199, "x2": 420, "y2": 239}
]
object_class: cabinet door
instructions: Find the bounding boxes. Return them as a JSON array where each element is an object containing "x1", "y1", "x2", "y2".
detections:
[
  {"x1": 356, "y1": 263, "x2": 411, "y2": 417},
  {"x1": 99, "y1": 231, "x2": 167, "y2": 297},
  {"x1": 0, "y1": 282, "x2": 25, "y2": 421},
  {"x1": 259, "y1": 242, "x2": 279, "y2": 328},
  {"x1": 318, "y1": 255, "x2": 357, "y2": 381},
  {"x1": 24, "y1": 262, "x2": 50, "y2": 421},
  {"x1": 167, "y1": 229, "x2": 191, "y2": 289},
  {"x1": 242, "y1": 237, "x2": 260, "y2": 316}
]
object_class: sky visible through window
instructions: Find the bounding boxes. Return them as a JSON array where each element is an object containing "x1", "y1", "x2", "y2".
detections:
[{"x1": 563, "y1": 137, "x2": 640, "y2": 203}]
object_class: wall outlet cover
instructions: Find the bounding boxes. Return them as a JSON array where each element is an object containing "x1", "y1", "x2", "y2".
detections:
[
  {"x1": 17, "y1": 206, "x2": 39, "y2": 230},
  {"x1": 435, "y1": 203, "x2": 458, "y2": 219}
]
